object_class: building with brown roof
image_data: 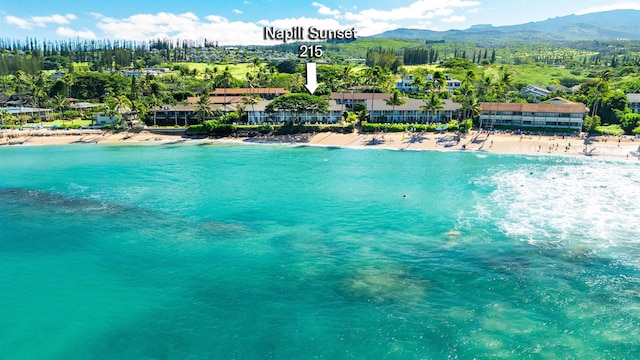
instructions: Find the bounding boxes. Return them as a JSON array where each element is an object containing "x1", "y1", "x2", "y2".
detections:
[{"x1": 480, "y1": 98, "x2": 588, "y2": 130}]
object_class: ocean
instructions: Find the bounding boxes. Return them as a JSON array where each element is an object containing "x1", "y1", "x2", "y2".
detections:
[{"x1": 1, "y1": 142, "x2": 640, "y2": 359}]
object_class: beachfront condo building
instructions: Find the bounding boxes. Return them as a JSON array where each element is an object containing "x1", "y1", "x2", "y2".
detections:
[{"x1": 479, "y1": 98, "x2": 588, "y2": 130}]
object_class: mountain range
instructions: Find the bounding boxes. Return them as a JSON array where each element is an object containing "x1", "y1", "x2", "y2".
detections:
[{"x1": 369, "y1": 10, "x2": 640, "y2": 43}]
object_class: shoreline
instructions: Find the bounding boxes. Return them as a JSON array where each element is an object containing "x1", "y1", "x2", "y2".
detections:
[{"x1": 2, "y1": 128, "x2": 640, "y2": 162}]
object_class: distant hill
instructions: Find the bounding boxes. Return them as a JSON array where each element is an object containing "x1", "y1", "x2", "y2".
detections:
[{"x1": 368, "y1": 10, "x2": 640, "y2": 43}]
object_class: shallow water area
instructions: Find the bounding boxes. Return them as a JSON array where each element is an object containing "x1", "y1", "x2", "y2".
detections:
[{"x1": 1, "y1": 143, "x2": 640, "y2": 358}]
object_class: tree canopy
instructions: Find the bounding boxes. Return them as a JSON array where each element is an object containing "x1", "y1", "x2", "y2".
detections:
[{"x1": 265, "y1": 93, "x2": 329, "y2": 115}]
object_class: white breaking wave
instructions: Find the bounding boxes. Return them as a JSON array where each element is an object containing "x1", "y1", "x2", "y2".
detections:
[{"x1": 486, "y1": 160, "x2": 640, "y2": 250}]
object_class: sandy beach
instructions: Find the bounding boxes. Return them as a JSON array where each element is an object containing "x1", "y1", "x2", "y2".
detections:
[{"x1": 2, "y1": 128, "x2": 640, "y2": 161}]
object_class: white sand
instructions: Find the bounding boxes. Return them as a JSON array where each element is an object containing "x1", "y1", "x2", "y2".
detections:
[{"x1": 2, "y1": 128, "x2": 639, "y2": 162}]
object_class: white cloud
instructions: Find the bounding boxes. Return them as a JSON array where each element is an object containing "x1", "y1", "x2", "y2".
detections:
[
  {"x1": 32, "y1": 14, "x2": 76, "y2": 27},
  {"x1": 312, "y1": 2, "x2": 341, "y2": 17},
  {"x1": 5, "y1": 15, "x2": 32, "y2": 29},
  {"x1": 344, "y1": 0, "x2": 479, "y2": 22},
  {"x1": 442, "y1": 15, "x2": 466, "y2": 23},
  {"x1": 233, "y1": 9, "x2": 243, "y2": 14},
  {"x1": 340, "y1": 0, "x2": 479, "y2": 35},
  {"x1": 96, "y1": 11, "x2": 267, "y2": 45},
  {"x1": 56, "y1": 26, "x2": 97, "y2": 39},
  {"x1": 5, "y1": 13, "x2": 77, "y2": 29},
  {"x1": 575, "y1": 1, "x2": 640, "y2": 15}
]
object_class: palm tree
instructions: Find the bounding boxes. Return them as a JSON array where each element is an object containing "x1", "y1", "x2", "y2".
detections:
[
  {"x1": 385, "y1": 90, "x2": 406, "y2": 123},
  {"x1": 431, "y1": 71, "x2": 446, "y2": 92},
  {"x1": 498, "y1": 70, "x2": 513, "y2": 101},
  {"x1": 54, "y1": 94, "x2": 69, "y2": 126},
  {"x1": 217, "y1": 66, "x2": 233, "y2": 113},
  {"x1": 0, "y1": 109, "x2": 9, "y2": 126},
  {"x1": 107, "y1": 95, "x2": 133, "y2": 128},
  {"x1": 242, "y1": 96, "x2": 258, "y2": 124},
  {"x1": 477, "y1": 75, "x2": 494, "y2": 101},
  {"x1": 590, "y1": 68, "x2": 613, "y2": 118},
  {"x1": 457, "y1": 81, "x2": 475, "y2": 120},
  {"x1": 410, "y1": 74, "x2": 425, "y2": 95},
  {"x1": 421, "y1": 92, "x2": 443, "y2": 124},
  {"x1": 252, "y1": 56, "x2": 260, "y2": 75},
  {"x1": 203, "y1": 68, "x2": 214, "y2": 92},
  {"x1": 146, "y1": 94, "x2": 162, "y2": 127},
  {"x1": 196, "y1": 93, "x2": 213, "y2": 124},
  {"x1": 13, "y1": 70, "x2": 28, "y2": 93},
  {"x1": 104, "y1": 102, "x2": 120, "y2": 130},
  {"x1": 362, "y1": 66, "x2": 385, "y2": 122}
]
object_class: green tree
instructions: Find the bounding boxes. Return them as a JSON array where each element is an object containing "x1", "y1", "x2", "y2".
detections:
[
  {"x1": 409, "y1": 74, "x2": 425, "y2": 95},
  {"x1": 584, "y1": 115, "x2": 601, "y2": 133},
  {"x1": 265, "y1": 93, "x2": 329, "y2": 124},
  {"x1": 54, "y1": 94, "x2": 69, "y2": 124},
  {"x1": 590, "y1": 68, "x2": 614, "y2": 118},
  {"x1": 621, "y1": 112, "x2": 640, "y2": 134},
  {"x1": 384, "y1": 90, "x2": 406, "y2": 123},
  {"x1": 195, "y1": 93, "x2": 213, "y2": 124},
  {"x1": 421, "y1": 92, "x2": 444, "y2": 123},
  {"x1": 498, "y1": 70, "x2": 513, "y2": 101},
  {"x1": 0, "y1": 109, "x2": 9, "y2": 126},
  {"x1": 106, "y1": 95, "x2": 133, "y2": 128}
]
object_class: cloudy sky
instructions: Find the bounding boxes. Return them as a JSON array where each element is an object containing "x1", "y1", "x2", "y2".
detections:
[{"x1": 2, "y1": 0, "x2": 640, "y2": 45}]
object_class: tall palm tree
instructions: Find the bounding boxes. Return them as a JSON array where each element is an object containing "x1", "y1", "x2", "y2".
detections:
[
  {"x1": 410, "y1": 74, "x2": 425, "y2": 95},
  {"x1": 54, "y1": 94, "x2": 69, "y2": 125},
  {"x1": 219, "y1": 66, "x2": 233, "y2": 113},
  {"x1": 13, "y1": 70, "x2": 28, "y2": 94},
  {"x1": 591, "y1": 68, "x2": 613, "y2": 118},
  {"x1": 457, "y1": 81, "x2": 475, "y2": 120},
  {"x1": 108, "y1": 95, "x2": 133, "y2": 128},
  {"x1": 421, "y1": 92, "x2": 444, "y2": 124},
  {"x1": 196, "y1": 92, "x2": 213, "y2": 124},
  {"x1": 363, "y1": 66, "x2": 385, "y2": 122},
  {"x1": 385, "y1": 90, "x2": 406, "y2": 123},
  {"x1": 498, "y1": 70, "x2": 513, "y2": 101},
  {"x1": 431, "y1": 71, "x2": 446, "y2": 92}
]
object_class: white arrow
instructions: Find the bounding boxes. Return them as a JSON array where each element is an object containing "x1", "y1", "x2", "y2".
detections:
[{"x1": 304, "y1": 62, "x2": 318, "y2": 94}]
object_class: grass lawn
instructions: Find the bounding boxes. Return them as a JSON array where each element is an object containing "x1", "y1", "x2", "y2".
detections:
[
  {"x1": 163, "y1": 62, "x2": 260, "y2": 79},
  {"x1": 481, "y1": 64, "x2": 586, "y2": 87},
  {"x1": 23, "y1": 119, "x2": 93, "y2": 128}
]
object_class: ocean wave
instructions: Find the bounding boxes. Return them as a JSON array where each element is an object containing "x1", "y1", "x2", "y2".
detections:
[{"x1": 485, "y1": 160, "x2": 640, "y2": 253}]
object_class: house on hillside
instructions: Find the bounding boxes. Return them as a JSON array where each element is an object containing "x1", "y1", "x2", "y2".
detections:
[
  {"x1": 1, "y1": 94, "x2": 34, "y2": 107},
  {"x1": 520, "y1": 85, "x2": 551, "y2": 99},
  {"x1": 479, "y1": 97, "x2": 588, "y2": 130},
  {"x1": 627, "y1": 93, "x2": 640, "y2": 114},
  {"x1": 396, "y1": 74, "x2": 462, "y2": 94}
]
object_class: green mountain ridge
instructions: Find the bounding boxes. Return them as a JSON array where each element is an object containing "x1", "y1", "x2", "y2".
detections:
[{"x1": 368, "y1": 10, "x2": 640, "y2": 43}]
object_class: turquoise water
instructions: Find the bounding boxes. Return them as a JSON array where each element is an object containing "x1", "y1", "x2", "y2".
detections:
[{"x1": 1, "y1": 143, "x2": 640, "y2": 359}]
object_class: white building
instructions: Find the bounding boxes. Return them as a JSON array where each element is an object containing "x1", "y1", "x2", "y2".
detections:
[
  {"x1": 479, "y1": 98, "x2": 588, "y2": 130},
  {"x1": 396, "y1": 74, "x2": 462, "y2": 93},
  {"x1": 627, "y1": 94, "x2": 640, "y2": 114},
  {"x1": 246, "y1": 100, "x2": 343, "y2": 124},
  {"x1": 520, "y1": 85, "x2": 551, "y2": 99},
  {"x1": 368, "y1": 98, "x2": 461, "y2": 123}
]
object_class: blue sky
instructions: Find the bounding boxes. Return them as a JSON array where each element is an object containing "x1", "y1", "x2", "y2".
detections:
[{"x1": 2, "y1": 0, "x2": 640, "y2": 45}]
